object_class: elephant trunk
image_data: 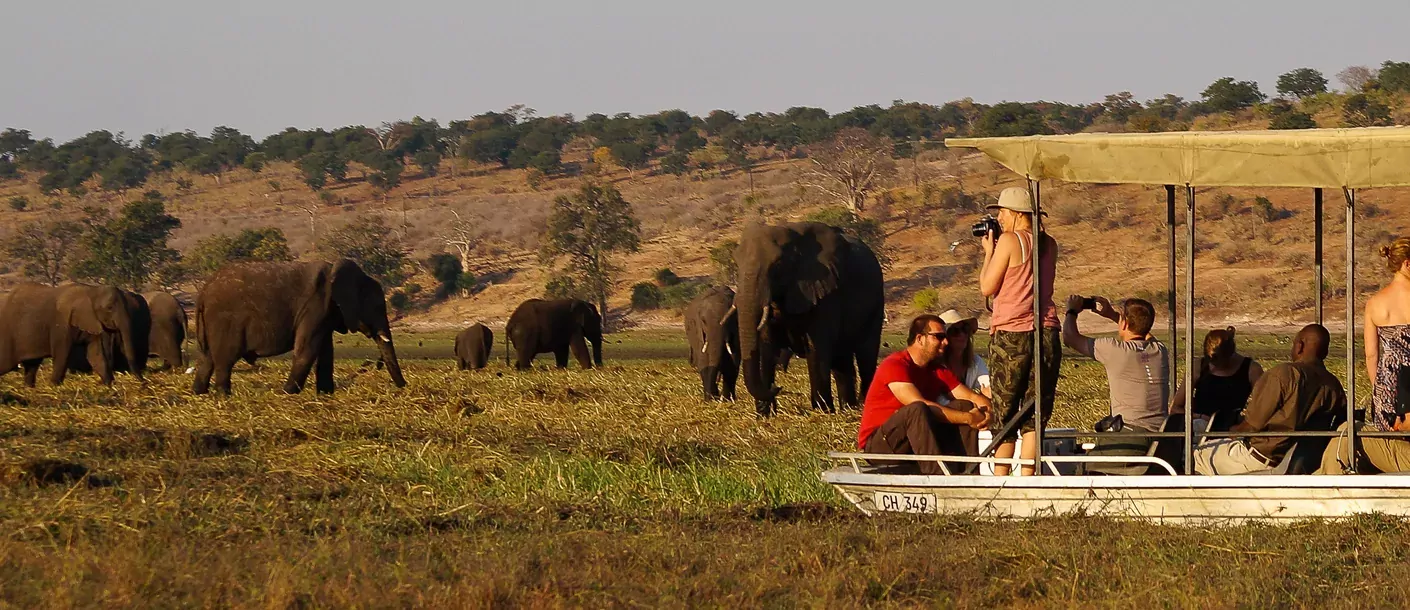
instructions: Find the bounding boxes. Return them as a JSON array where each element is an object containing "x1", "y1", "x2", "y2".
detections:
[
  {"x1": 590, "y1": 333, "x2": 603, "y2": 367},
  {"x1": 736, "y1": 292, "x2": 778, "y2": 414},
  {"x1": 374, "y1": 332, "x2": 407, "y2": 388}
]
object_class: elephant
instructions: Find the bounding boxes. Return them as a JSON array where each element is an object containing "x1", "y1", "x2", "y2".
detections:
[
  {"x1": 0, "y1": 283, "x2": 147, "y2": 387},
  {"x1": 144, "y1": 291, "x2": 187, "y2": 371},
  {"x1": 684, "y1": 286, "x2": 740, "y2": 401},
  {"x1": 734, "y1": 222, "x2": 885, "y2": 416},
  {"x1": 454, "y1": 323, "x2": 494, "y2": 370},
  {"x1": 65, "y1": 289, "x2": 152, "y2": 377},
  {"x1": 506, "y1": 298, "x2": 603, "y2": 370},
  {"x1": 192, "y1": 259, "x2": 407, "y2": 395}
]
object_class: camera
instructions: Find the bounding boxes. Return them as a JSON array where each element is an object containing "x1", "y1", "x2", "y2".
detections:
[
  {"x1": 1082, "y1": 297, "x2": 1097, "y2": 311},
  {"x1": 970, "y1": 215, "x2": 1001, "y2": 238}
]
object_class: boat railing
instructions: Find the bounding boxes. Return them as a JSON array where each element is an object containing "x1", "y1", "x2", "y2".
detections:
[{"x1": 827, "y1": 452, "x2": 1179, "y2": 476}]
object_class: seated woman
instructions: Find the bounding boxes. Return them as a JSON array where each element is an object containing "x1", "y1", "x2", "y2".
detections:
[
  {"x1": 1170, "y1": 327, "x2": 1263, "y2": 432},
  {"x1": 1320, "y1": 238, "x2": 1410, "y2": 474},
  {"x1": 937, "y1": 309, "x2": 991, "y2": 456}
]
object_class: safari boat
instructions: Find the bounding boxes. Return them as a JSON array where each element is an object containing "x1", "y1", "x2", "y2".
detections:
[{"x1": 825, "y1": 128, "x2": 1410, "y2": 522}]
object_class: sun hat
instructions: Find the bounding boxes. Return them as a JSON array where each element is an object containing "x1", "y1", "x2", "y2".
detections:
[
  {"x1": 938, "y1": 309, "x2": 978, "y2": 334},
  {"x1": 985, "y1": 186, "x2": 1047, "y2": 215}
]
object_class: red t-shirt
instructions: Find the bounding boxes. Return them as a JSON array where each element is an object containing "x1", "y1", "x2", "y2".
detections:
[{"x1": 857, "y1": 349, "x2": 962, "y2": 448}]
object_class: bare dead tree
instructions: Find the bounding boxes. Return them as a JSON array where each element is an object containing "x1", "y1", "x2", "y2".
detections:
[
  {"x1": 367, "y1": 122, "x2": 406, "y2": 152},
  {"x1": 1337, "y1": 65, "x2": 1377, "y2": 93},
  {"x1": 798, "y1": 127, "x2": 897, "y2": 214},
  {"x1": 298, "y1": 200, "x2": 320, "y2": 246},
  {"x1": 443, "y1": 209, "x2": 482, "y2": 273}
]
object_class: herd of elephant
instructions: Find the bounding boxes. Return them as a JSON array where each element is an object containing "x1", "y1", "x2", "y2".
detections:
[{"x1": 0, "y1": 222, "x2": 886, "y2": 416}]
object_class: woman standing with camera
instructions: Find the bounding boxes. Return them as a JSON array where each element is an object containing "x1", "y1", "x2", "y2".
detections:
[{"x1": 978, "y1": 187, "x2": 1061, "y2": 476}]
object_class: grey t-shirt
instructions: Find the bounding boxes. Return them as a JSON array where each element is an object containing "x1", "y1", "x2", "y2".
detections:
[{"x1": 1089, "y1": 337, "x2": 1170, "y2": 431}]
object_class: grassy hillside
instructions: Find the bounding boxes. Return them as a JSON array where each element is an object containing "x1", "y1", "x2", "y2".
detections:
[{"x1": 2, "y1": 130, "x2": 1409, "y2": 333}]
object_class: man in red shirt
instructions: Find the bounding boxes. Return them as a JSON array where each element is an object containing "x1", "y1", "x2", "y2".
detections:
[{"x1": 859, "y1": 314, "x2": 993, "y2": 474}]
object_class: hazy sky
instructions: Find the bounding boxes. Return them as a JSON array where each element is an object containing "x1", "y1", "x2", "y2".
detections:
[{"x1": 6, "y1": 1, "x2": 1407, "y2": 141}]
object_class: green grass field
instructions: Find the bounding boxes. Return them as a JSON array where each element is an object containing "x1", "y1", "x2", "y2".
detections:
[{"x1": 2, "y1": 331, "x2": 1407, "y2": 607}]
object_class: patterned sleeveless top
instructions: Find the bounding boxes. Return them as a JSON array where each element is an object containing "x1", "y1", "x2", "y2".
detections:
[
  {"x1": 1371, "y1": 325, "x2": 1410, "y2": 431},
  {"x1": 989, "y1": 230, "x2": 1060, "y2": 333}
]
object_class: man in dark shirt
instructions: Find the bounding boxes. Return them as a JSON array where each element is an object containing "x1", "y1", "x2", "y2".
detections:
[
  {"x1": 859, "y1": 314, "x2": 993, "y2": 474},
  {"x1": 1193, "y1": 324, "x2": 1345, "y2": 475}
]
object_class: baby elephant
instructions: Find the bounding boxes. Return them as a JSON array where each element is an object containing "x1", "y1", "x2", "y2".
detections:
[{"x1": 455, "y1": 323, "x2": 494, "y2": 370}]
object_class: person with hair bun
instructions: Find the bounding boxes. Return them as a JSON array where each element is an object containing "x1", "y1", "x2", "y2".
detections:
[
  {"x1": 1170, "y1": 327, "x2": 1264, "y2": 431},
  {"x1": 1320, "y1": 237, "x2": 1410, "y2": 473}
]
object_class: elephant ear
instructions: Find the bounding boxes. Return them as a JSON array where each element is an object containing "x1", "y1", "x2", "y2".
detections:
[
  {"x1": 782, "y1": 224, "x2": 845, "y2": 315},
  {"x1": 329, "y1": 260, "x2": 370, "y2": 335},
  {"x1": 67, "y1": 291, "x2": 107, "y2": 336}
]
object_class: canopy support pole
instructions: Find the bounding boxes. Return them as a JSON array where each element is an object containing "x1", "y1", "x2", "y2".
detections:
[
  {"x1": 1029, "y1": 178, "x2": 1044, "y2": 475},
  {"x1": 1166, "y1": 185, "x2": 1178, "y2": 394},
  {"x1": 1344, "y1": 187, "x2": 1357, "y2": 473},
  {"x1": 1184, "y1": 186, "x2": 1196, "y2": 475},
  {"x1": 1315, "y1": 188, "x2": 1324, "y2": 326}
]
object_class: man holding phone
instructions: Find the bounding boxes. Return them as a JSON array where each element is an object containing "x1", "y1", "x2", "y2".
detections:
[{"x1": 1062, "y1": 295, "x2": 1169, "y2": 472}]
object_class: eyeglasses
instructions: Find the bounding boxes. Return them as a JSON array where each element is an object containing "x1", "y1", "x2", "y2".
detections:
[{"x1": 922, "y1": 332, "x2": 946, "y2": 340}]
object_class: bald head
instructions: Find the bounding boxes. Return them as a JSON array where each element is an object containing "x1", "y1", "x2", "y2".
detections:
[{"x1": 1292, "y1": 324, "x2": 1330, "y2": 362}]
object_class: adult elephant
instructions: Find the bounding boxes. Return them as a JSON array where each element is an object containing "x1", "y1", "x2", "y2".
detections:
[
  {"x1": 506, "y1": 299, "x2": 603, "y2": 370},
  {"x1": 0, "y1": 283, "x2": 146, "y2": 387},
  {"x1": 454, "y1": 323, "x2": 494, "y2": 370},
  {"x1": 735, "y1": 222, "x2": 884, "y2": 416},
  {"x1": 144, "y1": 291, "x2": 187, "y2": 371},
  {"x1": 67, "y1": 289, "x2": 152, "y2": 377},
  {"x1": 192, "y1": 259, "x2": 407, "y2": 395},
  {"x1": 684, "y1": 286, "x2": 739, "y2": 401}
]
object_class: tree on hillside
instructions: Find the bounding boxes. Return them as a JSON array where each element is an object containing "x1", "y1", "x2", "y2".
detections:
[
  {"x1": 0, "y1": 128, "x2": 34, "y2": 161},
  {"x1": 1343, "y1": 94, "x2": 1393, "y2": 127},
  {"x1": 186, "y1": 227, "x2": 293, "y2": 277},
  {"x1": 539, "y1": 182, "x2": 642, "y2": 321},
  {"x1": 71, "y1": 190, "x2": 183, "y2": 290},
  {"x1": 1380, "y1": 60, "x2": 1410, "y2": 93},
  {"x1": 1269, "y1": 111, "x2": 1317, "y2": 130},
  {"x1": 365, "y1": 152, "x2": 404, "y2": 202},
  {"x1": 1276, "y1": 68, "x2": 1328, "y2": 99},
  {"x1": 609, "y1": 141, "x2": 649, "y2": 178},
  {"x1": 708, "y1": 239, "x2": 737, "y2": 286},
  {"x1": 975, "y1": 102, "x2": 1049, "y2": 137},
  {"x1": 799, "y1": 127, "x2": 896, "y2": 214},
  {"x1": 1145, "y1": 94, "x2": 1188, "y2": 120},
  {"x1": 1337, "y1": 65, "x2": 1377, "y2": 92},
  {"x1": 320, "y1": 214, "x2": 409, "y2": 287},
  {"x1": 703, "y1": 110, "x2": 739, "y2": 136},
  {"x1": 1201, "y1": 77, "x2": 1266, "y2": 112},
  {"x1": 441, "y1": 209, "x2": 491, "y2": 274},
  {"x1": 4, "y1": 216, "x2": 82, "y2": 285},
  {"x1": 1101, "y1": 92, "x2": 1142, "y2": 123}
]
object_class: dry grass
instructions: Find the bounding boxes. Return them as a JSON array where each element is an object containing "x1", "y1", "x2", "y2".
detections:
[{"x1": 0, "y1": 331, "x2": 1400, "y2": 607}]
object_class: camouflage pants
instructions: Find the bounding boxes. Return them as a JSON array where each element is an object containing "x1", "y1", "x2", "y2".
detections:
[{"x1": 989, "y1": 328, "x2": 1062, "y2": 442}]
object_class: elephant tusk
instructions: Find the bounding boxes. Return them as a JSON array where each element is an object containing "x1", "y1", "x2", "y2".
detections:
[
  {"x1": 756, "y1": 305, "x2": 769, "y2": 331},
  {"x1": 726, "y1": 343, "x2": 733, "y2": 357},
  {"x1": 718, "y1": 305, "x2": 737, "y2": 327},
  {"x1": 701, "y1": 340, "x2": 708, "y2": 354}
]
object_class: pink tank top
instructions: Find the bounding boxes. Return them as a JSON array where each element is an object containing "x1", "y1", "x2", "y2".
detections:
[{"x1": 990, "y1": 230, "x2": 1060, "y2": 333}]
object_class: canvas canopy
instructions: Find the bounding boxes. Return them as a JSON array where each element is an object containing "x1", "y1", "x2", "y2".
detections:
[{"x1": 945, "y1": 127, "x2": 1410, "y2": 188}]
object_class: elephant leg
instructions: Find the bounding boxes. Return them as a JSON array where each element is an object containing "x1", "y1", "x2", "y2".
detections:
[
  {"x1": 553, "y1": 347, "x2": 570, "y2": 369},
  {"x1": 213, "y1": 357, "x2": 236, "y2": 396},
  {"x1": 570, "y1": 336, "x2": 592, "y2": 369},
  {"x1": 721, "y1": 358, "x2": 739, "y2": 402},
  {"x1": 284, "y1": 332, "x2": 320, "y2": 394},
  {"x1": 22, "y1": 360, "x2": 41, "y2": 388},
  {"x1": 514, "y1": 344, "x2": 533, "y2": 371},
  {"x1": 49, "y1": 337, "x2": 72, "y2": 387},
  {"x1": 314, "y1": 333, "x2": 335, "y2": 394},
  {"x1": 193, "y1": 356, "x2": 215, "y2": 395},
  {"x1": 832, "y1": 356, "x2": 859, "y2": 409},
  {"x1": 700, "y1": 366, "x2": 719, "y2": 401},
  {"x1": 805, "y1": 346, "x2": 835, "y2": 413}
]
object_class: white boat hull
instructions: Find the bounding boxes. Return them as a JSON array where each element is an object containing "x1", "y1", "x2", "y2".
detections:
[{"x1": 824, "y1": 469, "x2": 1410, "y2": 523}]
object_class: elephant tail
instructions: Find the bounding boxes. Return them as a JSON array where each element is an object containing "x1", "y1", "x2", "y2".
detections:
[
  {"x1": 503, "y1": 321, "x2": 510, "y2": 365},
  {"x1": 194, "y1": 299, "x2": 208, "y2": 357}
]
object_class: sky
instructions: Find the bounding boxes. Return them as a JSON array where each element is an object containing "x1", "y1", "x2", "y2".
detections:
[{"x1": 5, "y1": 0, "x2": 1408, "y2": 141}]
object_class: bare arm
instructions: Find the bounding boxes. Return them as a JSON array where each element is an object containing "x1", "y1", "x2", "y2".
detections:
[
  {"x1": 888, "y1": 382, "x2": 987, "y2": 427},
  {"x1": 979, "y1": 233, "x2": 1017, "y2": 297},
  {"x1": 1061, "y1": 295, "x2": 1095, "y2": 356},
  {"x1": 1169, "y1": 367, "x2": 1203, "y2": 414},
  {"x1": 949, "y1": 383, "x2": 992, "y2": 409},
  {"x1": 1247, "y1": 359, "x2": 1264, "y2": 387},
  {"x1": 1365, "y1": 301, "x2": 1379, "y2": 387}
]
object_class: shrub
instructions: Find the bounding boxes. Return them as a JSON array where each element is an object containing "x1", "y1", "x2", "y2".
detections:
[
  {"x1": 319, "y1": 214, "x2": 409, "y2": 287},
  {"x1": 631, "y1": 282, "x2": 664, "y2": 310},
  {"x1": 1268, "y1": 111, "x2": 1317, "y2": 130},
  {"x1": 243, "y1": 152, "x2": 267, "y2": 173},
  {"x1": 454, "y1": 273, "x2": 478, "y2": 294},
  {"x1": 388, "y1": 290, "x2": 410, "y2": 312},
  {"x1": 8, "y1": 195, "x2": 29, "y2": 211},
  {"x1": 661, "y1": 281, "x2": 708, "y2": 309},
  {"x1": 1253, "y1": 196, "x2": 1291, "y2": 222},
  {"x1": 912, "y1": 288, "x2": 940, "y2": 312},
  {"x1": 187, "y1": 227, "x2": 294, "y2": 276},
  {"x1": 937, "y1": 187, "x2": 980, "y2": 212},
  {"x1": 404, "y1": 282, "x2": 422, "y2": 295},
  {"x1": 654, "y1": 268, "x2": 682, "y2": 286},
  {"x1": 1216, "y1": 244, "x2": 1247, "y2": 264}
]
